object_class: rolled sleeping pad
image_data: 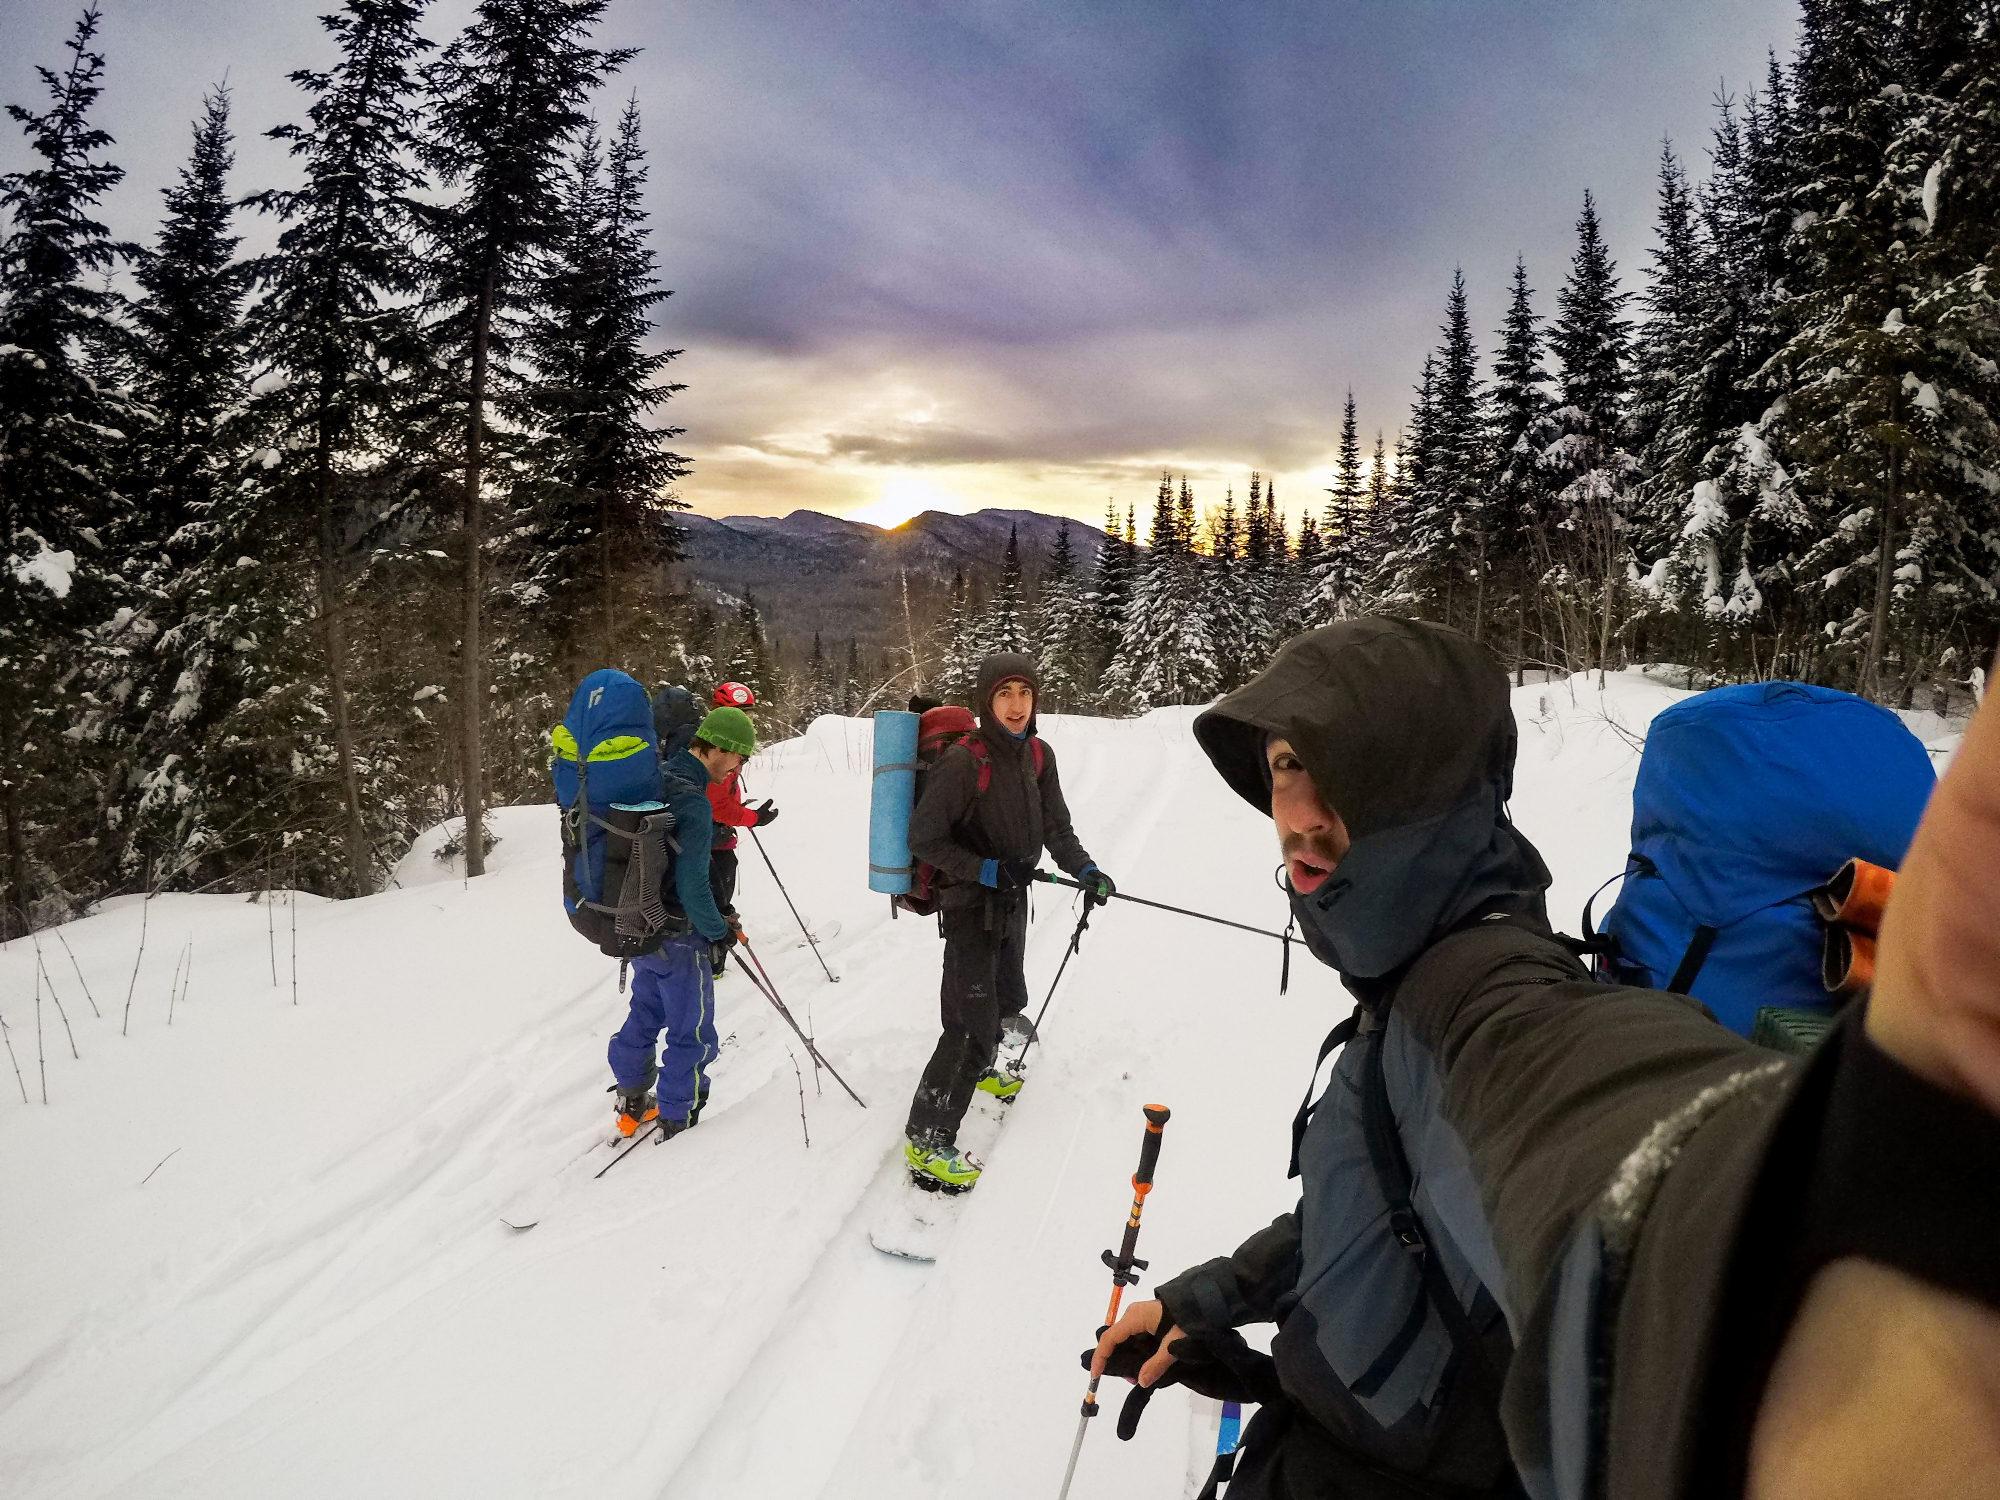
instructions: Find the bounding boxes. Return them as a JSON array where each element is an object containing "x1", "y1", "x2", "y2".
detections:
[{"x1": 869, "y1": 709, "x2": 921, "y2": 894}]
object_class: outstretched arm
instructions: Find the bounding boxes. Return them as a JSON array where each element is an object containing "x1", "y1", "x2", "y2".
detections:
[{"x1": 1748, "y1": 692, "x2": 2000, "y2": 1500}]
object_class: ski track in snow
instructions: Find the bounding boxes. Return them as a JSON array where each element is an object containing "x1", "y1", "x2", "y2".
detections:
[{"x1": 0, "y1": 675, "x2": 1955, "y2": 1498}]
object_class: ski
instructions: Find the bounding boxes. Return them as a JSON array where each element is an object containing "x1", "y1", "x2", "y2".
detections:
[
  {"x1": 499, "y1": 1123, "x2": 662, "y2": 1230},
  {"x1": 793, "y1": 919, "x2": 841, "y2": 948},
  {"x1": 867, "y1": 1088, "x2": 1016, "y2": 1261}
]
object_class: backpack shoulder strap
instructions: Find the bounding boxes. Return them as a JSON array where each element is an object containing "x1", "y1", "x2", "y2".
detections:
[
  {"x1": 964, "y1": 736, "x2": 994, "y2": 794},
  {"x1": 1030, "y1": 736, "x2": 1046, "y2": 777},
  {"x1": 1356, "y1": 1000, "x2": 1504, "y2": 1397}
]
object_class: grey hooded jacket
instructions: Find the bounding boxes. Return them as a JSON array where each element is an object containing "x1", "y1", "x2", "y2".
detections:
[
  {"x1": 907, "y1": 652, "x2": 1093, "y2": 910},
  {"x1": 1154, "y1": 620, "x2": 1805, "y2": 1500}
]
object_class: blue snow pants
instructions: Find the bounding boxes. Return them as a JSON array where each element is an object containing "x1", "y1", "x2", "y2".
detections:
[{"x1": 606, "y1": 932, "x2": 718, "y2": 1123}]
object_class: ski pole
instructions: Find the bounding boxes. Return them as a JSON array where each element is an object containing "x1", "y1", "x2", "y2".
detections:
[
  {"x1": 1038, "y1": 873, "x2": 1290, "y2": 944},
  {"x1": 1009, "y1": 898, "x2": 1093, "y2": 1076},
  {"x1": 743, "y1": 934, "x2": 819, "y2": 1093},
  {"x1": 1058, "y1": 1104, "x2": 1172, "y2": 1500},
  {"x1": 730, "y1": 946, "x2": 868, "y2": 1108},
  {"x1": 594, "y1": 1116, "x2": 666, "y2": 1178},
  {"x1": 744, "y1": 819, "x2": 839, "y2": 984}
]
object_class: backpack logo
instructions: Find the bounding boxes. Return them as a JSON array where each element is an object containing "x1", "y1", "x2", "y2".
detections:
[{"x1": 588, "y1": 686, "x2": 604, "y2": 709}]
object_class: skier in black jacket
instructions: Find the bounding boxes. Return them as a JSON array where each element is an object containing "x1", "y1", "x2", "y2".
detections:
[
  {"x1": 903, "y1": 651, "x2": 1113, "y2": 1191},
  {"x1": 1090, "y1": 618, "x2": 2000, "y2": 1500}
]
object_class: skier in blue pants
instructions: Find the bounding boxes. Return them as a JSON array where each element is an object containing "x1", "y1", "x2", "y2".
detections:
[{"x1": 606, "y1": 705, "x2": 758, "y2": 1140}]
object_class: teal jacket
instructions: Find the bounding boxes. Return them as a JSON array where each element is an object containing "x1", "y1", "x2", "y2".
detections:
[{"x1": 662, "y1": 748, "x2": 729, "y2": 941}]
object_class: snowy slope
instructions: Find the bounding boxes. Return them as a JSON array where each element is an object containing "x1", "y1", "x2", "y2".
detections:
[{"x1": 0, "y1": 670, "x2": 1743, "y2": 1499}]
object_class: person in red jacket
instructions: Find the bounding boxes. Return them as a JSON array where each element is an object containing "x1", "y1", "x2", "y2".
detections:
[{"x1": 705, "y1": 682, "x2": 777, "y2": 919}]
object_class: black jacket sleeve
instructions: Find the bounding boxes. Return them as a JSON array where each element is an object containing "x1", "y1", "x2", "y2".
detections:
[
  {"x1": 1153, "y1": 1210, "x2": 1302, "y2": 1335},
  {"x1": 1036, "y1": 740, "x2": 1093, "y2": 876},
  {"x1": 1388, "y1": 923, "x2": 1801, "y2": 1500},
  {"x1": 907, "y1": 744, "x2": 987, "y2": 887}
]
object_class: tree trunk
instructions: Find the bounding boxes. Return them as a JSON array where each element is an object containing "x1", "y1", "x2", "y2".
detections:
[
  {"x1": 1471, "y1": 527, "x2": 1487, "y2": 644},
  {"x1": 1596, "y1": 508, "x2": 1617, "y2": 689},
  {"x1": 0, "y1": 701, "x2": 26, "y2": 941},
  {"x1": 462, "y1": 273, "x2": 492, "y2": 878},
  {"x1": 316, "y1": 414, "x2": 373, "y2": 898},
  {"x1": 599, "y1": 484, "x2": 614, "y2": 670},
  {"x1": 1864, "y1": 435, "x2": 1900, "y2": 703}
]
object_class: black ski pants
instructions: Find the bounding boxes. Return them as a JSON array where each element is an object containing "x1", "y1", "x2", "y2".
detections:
[{"x1": 906, "y1": 894, "x2": 1029, "y2": 1148}]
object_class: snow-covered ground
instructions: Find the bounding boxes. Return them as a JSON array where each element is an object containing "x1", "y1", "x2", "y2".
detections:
[{"x1": 0, "y1": 671, "x2": 1954, "y2": 1498}]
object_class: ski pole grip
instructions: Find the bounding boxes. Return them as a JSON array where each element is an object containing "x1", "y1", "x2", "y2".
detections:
[{"x1": 1134, "y1": 1104, "x2": 1171, "y2": 1186}]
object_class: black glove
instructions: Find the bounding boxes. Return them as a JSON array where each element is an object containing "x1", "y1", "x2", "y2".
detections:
[
  {"x1": 1079, "y1": 866, "x2": 1116, "y2": 906},
  {"x1": 751, "y1": 800, "x2": 779, "y2": 827},
  {"x1": 708, "y1": 923, "x2": 739, "y2": 978},
  {"x1": 995, "y1": 858, "x2": 1039, "y2": 890}
]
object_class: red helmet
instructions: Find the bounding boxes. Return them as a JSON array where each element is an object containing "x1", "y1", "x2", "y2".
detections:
[{"x1": 714, "y1": 681, "x2": 756, "y2": 708}]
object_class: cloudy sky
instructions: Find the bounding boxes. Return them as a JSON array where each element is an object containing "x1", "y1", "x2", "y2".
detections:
[{"x1": 2, "y1": 0, "x2": 1800, "y2": 532}]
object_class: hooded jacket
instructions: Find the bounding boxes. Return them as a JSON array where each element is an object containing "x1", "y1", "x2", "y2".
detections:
[
  {"x1": 906, "y1": 653, "x2": 1093, "y2": 909},
  {"x1": 1155, "y1": 620, "x2": 1806, "y2": 1500}
]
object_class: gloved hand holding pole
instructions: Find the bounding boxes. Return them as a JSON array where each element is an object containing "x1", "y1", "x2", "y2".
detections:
[{"x1": 1057, "y1": 1104, "x2": 1172, "y2": 1500}]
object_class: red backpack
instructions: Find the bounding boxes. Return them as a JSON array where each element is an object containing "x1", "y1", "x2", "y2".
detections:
[{"x1": 896, "y1": 706, "x2": 1045, "y2": 916}]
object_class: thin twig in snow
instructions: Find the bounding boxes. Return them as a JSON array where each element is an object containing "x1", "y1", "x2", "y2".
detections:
[
  {"x1": 35, "y1": 946, "x2": 78, "y2": 1059},
  {"x1": 170, "y1": 938, "x2": 192, "y2": 1024},
  {"x1": 122, "y1": 895, "x2": 150, "y2": 1036},
  {"x1": 786, "y1": 1046, "x2": 810, "y2": 1148},
  {"x1": 36, "y1": 966, "x2": 47, "y2": 1103},
  {"x1": 166, "y1": 940, "x2": 188, "y2": 1025},
  {"x1": 139, "y1": 1147, "x2": 180, "y2": 1186},
  {"x1": 266, "y1": 860, "x2": 276, "y2": 987},
  {"x1": 55, "y1": 930, "x2": 98, "y2": 1017},
  {"x1": 0, "y1": 1006, "x2": 25, "y2": 1102},
  {"x1": 289, "y1": 882, "x2": 298, "y2": 1006}
]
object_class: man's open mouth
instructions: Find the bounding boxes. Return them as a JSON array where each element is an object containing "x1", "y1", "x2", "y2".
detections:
[{"x1": 1289, "y1": 851, "x2": 1335, "y2": 895}]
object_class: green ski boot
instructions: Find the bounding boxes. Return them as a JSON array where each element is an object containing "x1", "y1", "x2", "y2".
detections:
[
  {"x1": 905, "y1": 1137, "x2": 983, "y2": 1194},
  {"x1": 974, "y1": 1068, "x2": 1022, "y2": 1103}
]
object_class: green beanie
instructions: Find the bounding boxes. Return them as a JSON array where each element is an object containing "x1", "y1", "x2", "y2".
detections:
[{"x1": 695, "y1": 705, "x2": 756, "y2": 756}]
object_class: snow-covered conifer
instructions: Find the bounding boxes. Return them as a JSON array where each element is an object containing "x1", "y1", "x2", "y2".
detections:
[
  {"x1": 509, "y1": 99, "x2": 690, "y2": 684},
  {"x1": 0, "y1": 6, "x2": 147, "y2": 926},
  {"x1": 1033, "y1": 519, "x2": 1093, "y2": 713},
  {"x1": 420, "y1": 0, "x2": 632, "y2": 875},
  {"x1": 228, "y1": 0, "x2": 436, "y2": 897}
]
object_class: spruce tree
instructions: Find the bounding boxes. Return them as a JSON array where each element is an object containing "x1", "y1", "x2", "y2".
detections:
[
  {"x1": 1106, "y1": 474, "x2": 1217, "y2": 710},
  {"x1": 1202, "y1": 488, "x2": 1251, "y2": 688},
  {"x1": 979, "y1": 523, "x2": 1030, "y2": 653},
  {"x1": 511, "y1": 98, "x2": 689, "y2": 682},
  {"x1": 421, "y1": 0, "x2": 632, "y2": 876},
  {"x1": 1488, "y1": 257, "x2": 1552, "y2": 671},
  {"x1": 1375, "y1": 359, "x2": 1437, "y2": 618},
  {"x1": 1538, "y1": 192, "x2": 1639, "y2": 679},
  {"x1": 1088, "y1": 499, "x2": 1130, "y2": 701},
  {"x1": 1033, "y1": 519, "x2": 1093, "y2": 713},
  {"x1": 723, "y1": 591, "x2": 774, "y2": 704},
  {"x1": 1400, "y1": 272, "x2": 1488, "y2": 634},
  {"x1": 117, "y1": 84, "x2": 255, "y2": 887},
  {"x1": 841, "y1": 636, "x2": 863, "y2": 715},
  {"x1": 0, "y1": 6, "x2": 145, "y2": 928},
  {"x1": 1317, "y1": 391, "x2": 1366, "y2": 620},
  {"x1": 235, "y1": 0, "x2": 435, "y2": 897},
  {"x1": 935, "y1": 568, "x2": 976, "y2": 704}
]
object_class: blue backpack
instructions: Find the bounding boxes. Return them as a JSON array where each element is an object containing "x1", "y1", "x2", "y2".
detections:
[
  {"x1": 1594, "y1": 681, "x2": 1935, "y2": 1037},
  {"x1": 551, "y1": 669, "x2": 686, "y2": 957}
]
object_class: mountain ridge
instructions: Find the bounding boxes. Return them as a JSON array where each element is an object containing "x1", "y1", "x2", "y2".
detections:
[{"x1": 670, "y1": 507, "x2": 1106, "y2": 657}]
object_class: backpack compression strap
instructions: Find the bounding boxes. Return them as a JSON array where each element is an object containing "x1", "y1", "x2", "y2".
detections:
[{"x1": 965, "y1": 735, "x2": 1046, "y2": 794}]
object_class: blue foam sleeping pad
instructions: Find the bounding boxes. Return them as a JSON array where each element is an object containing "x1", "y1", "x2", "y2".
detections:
[{"x1": 869, "y1": 710, "x2": 920, "y2": 894}]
